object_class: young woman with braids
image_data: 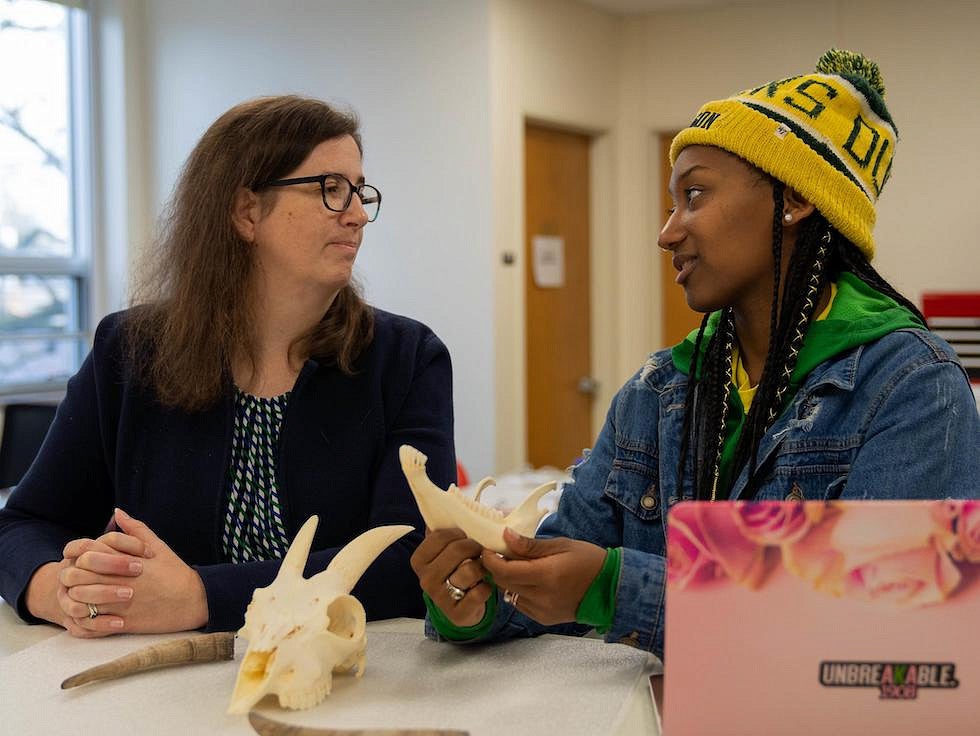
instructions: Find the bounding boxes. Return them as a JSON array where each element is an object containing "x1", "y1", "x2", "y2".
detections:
[
  {"x1": 0, "y1": 96, "x2": 455, "y2": 638},
  {"x1": 411, "y1": 50, "x2": 979, "y2": 659}
]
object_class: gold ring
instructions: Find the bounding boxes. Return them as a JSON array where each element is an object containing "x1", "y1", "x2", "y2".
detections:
[{"x1": 87, "y1": 603, "x2": 99, "y2": 619}]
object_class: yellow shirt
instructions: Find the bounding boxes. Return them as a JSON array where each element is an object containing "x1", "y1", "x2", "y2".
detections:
[{"x1": 733, "y1": 282, "x2": 837, "y2": 412}]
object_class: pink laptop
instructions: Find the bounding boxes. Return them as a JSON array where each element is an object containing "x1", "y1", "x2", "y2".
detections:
[{"x1": 662, "y1": 500, "x2": 979, "y2": 736}]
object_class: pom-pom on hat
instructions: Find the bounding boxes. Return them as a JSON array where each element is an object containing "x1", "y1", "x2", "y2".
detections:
[{"x1": 670, "y1": 49, "x2": 896, "y2": 261}]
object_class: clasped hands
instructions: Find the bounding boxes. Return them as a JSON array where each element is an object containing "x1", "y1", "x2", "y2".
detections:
[
  {"x1": 28, "y1": 508, "x2": 208, "y2": 638},
  {"x1": 410, "y1": 527, "x2": 606, "y2": 629}
]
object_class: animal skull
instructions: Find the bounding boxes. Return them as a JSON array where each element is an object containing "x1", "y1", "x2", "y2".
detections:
[
  {"x1": 399, "y1": 444, "x2": 556, "y2": 553},
  {"x1": 227, "y1": 517, "x2": 412, "y2": 714}
]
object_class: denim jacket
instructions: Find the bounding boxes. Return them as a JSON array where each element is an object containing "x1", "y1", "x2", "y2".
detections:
[{"x1": 451, "y1": 328, "x2": 980, "y2": 659}]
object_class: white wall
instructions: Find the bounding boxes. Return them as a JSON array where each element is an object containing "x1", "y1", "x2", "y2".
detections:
[
  {"x1": 489, "y1": 0, "x2": 980, "y2": 471},
  {"x1": 138, "y1": 0, "x2": 495, "y2": 476},
  {"x1": 490, "y1": 0, "x2": 627, "y2": 473},
  {"x1": 624, "y1": 0, "x2": 980, "y2": 319},
  {"x1": 118, "y1": 0, "x2": 979, "y2": 477}
]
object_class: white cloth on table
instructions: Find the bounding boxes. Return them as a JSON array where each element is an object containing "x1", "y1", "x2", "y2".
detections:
[{"x1": 0, "y1": 627, "x2": 654, "y2": 735}]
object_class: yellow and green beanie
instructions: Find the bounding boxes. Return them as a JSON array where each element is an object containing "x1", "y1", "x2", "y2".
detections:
[{"x1": 670, "y1": 49, "x2": 896, "y2": 261}]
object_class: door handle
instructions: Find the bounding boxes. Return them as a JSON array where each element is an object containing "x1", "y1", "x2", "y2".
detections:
[{"x1": 577, "y1": 376, "x2": 599, "y2": 396}]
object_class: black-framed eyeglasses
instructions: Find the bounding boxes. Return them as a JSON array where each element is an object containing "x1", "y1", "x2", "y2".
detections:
[{"x1": 255, "y1": 173, "x2": 382, "y2": 222}]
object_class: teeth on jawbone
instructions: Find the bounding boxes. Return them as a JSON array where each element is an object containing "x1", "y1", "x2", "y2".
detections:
[
  {"x1": 399, "y1": 444, "x2": 557, "y2": 554},
  {"x1": 447, "y1": 486, "x2": 506, "y2": 521}
]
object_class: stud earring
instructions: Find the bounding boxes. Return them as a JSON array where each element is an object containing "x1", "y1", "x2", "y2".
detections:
[{"x1": 784, "y1": 213, "x2": 793, "y2": 223}]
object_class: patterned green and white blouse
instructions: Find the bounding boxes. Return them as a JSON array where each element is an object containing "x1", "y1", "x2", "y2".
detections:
[{"x1": 221, "y1": 388, "x2": 292, "y2": 563}]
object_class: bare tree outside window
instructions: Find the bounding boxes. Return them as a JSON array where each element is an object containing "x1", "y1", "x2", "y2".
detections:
[{"x1": 0, "y1": 0, "x2": 89, "y2": 392}]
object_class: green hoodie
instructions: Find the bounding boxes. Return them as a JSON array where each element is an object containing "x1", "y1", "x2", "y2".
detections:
[
  {"x1": 671, "y1": 271, "x2": 925, "y2": 497},
  {"x1": 427, "y1": 272, "x2": 926, "y2": 642}
]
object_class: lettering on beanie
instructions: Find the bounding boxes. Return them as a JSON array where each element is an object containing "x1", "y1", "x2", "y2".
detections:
[{"x1": 690, "y1": 110, "x2": 721, "y2": 130}]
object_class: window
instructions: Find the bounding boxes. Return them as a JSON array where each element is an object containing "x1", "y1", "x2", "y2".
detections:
[{"x1": 0, "y1": 0, "x2": 91, "y2": 395}]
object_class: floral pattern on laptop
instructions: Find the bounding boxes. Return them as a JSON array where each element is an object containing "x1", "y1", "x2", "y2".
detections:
[{"x1": 667, "y1": 500, "x2": 979, "y2": 606}]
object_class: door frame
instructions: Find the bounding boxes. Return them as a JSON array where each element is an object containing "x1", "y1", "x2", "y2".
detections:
[
  {"x1": 523, "y1": 123, "x2": 594, "y2": 469},
  {"x1": 493, "y1": 115, "x2": 618, "y2": 472}
]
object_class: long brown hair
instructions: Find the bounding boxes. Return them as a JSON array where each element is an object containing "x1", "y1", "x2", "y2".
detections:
[{"x1": 127, "y1": 95, "x2": 374, "y2": 412}]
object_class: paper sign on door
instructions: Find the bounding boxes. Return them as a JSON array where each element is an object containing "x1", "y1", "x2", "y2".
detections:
[{"x1": 532, "y1": 235, "x2": 565, "y2": 288}]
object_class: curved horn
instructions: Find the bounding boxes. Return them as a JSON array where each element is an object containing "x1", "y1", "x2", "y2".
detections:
[
  {"x1": 61, "y1": 632, "x2": 234, "y2": 689},
  {"x1": 276, "y1": 515, "x2": 320, "y2": 580},
  {"x1": 312, "y1": 524, "x2": 413, "y2": 594},
  {"x1": 399, "y1": 445, "x2": 456, "y2": 529},
  {"x1": 247, "y1": 711, "x2": 469, "y2": 736}
]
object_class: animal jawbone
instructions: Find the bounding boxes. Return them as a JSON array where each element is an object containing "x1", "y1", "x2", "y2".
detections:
[{"x1": 399, "y1": 444, "x2": 557, "y2": 553}]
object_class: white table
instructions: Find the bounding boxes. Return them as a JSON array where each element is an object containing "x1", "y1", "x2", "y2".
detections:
[
  {"x1": 0, "y1": 601, "x2": 660, "y2": 735},
  {"x1": 0, "y1": 595, "x2": 54, "y2": 657}
]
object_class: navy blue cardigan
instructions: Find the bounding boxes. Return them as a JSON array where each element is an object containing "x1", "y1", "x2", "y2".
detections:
[{"x1": 0, "y1": 308, "x2": 455, "y2": 631}]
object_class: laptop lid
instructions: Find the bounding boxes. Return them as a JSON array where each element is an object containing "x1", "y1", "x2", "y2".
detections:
[{"x1": 662, "y1": 499, "x2": 979, "y2": 736}]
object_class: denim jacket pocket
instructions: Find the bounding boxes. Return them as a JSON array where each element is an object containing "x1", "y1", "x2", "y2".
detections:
[
  {"x1": 603, "y1": 452, "x2": 661, "y2": 521},
  {"x1": 752, "y1": 442, "x2": 854, "y2": 501}
]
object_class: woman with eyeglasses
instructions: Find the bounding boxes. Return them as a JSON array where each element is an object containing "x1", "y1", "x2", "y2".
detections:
[{"x1": 0, "y1": 95, "x2": 455, "y2": 637}]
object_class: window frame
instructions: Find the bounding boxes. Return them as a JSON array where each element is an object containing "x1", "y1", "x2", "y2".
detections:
[{"x1": 0, "y1": 0, "x2": 93, "y2": 399}]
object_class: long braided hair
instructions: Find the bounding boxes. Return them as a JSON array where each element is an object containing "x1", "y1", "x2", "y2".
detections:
[{"x1": 676, "y1": 177, "x2": 924, "y2": 501}]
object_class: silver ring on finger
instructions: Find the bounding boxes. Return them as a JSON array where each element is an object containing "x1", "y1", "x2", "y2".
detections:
[
  {"x1": 444, "y1": 578, "x2": 467, "y2": 602},
  {"x1": 503, "y1": 590, "x2": 520, "y2": 607},
  {"x1": 87, "y1": 603, "x2": 99, "y2": 619}
]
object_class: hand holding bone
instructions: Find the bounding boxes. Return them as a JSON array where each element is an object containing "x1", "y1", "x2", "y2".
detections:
[
  {"x1": 410, "y1": 528, "x2": 493, "y2": 627},
  {"x1": 481, "y1": 528, "x2": 606, "y2": 626}
]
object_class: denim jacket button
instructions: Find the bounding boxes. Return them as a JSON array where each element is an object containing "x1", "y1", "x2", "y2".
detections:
[
  {"x1": 641, "y1": 494, "x2": 658, "y2": 510},
  {"x1": 618, "y1": 631, "x2": 642, "y2": 648},
  {"x1": 785, "y1": 483, "x2": 805, "y2": 501}
]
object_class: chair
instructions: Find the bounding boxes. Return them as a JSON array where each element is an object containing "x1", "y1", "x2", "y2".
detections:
[{"x1": 0, "y1": 403, "x2": 58, "y2": 491}]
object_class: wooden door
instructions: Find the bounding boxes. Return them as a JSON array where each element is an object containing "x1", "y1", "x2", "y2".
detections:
[
  {"x1": 659, "y1": 132, "x2": 702, "y2": 347},
  {"x1": 524, "y1": 124, "x2": 593, "y2": 469}
]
